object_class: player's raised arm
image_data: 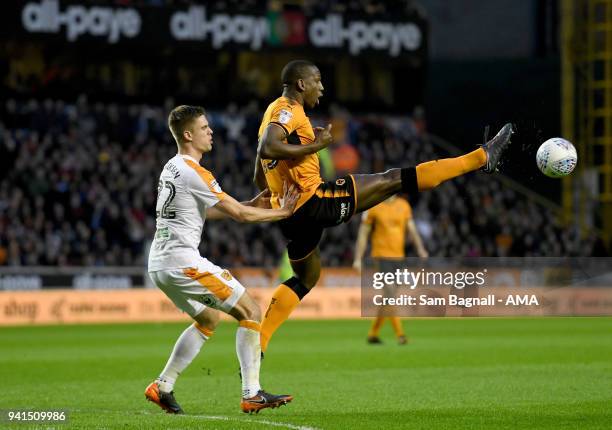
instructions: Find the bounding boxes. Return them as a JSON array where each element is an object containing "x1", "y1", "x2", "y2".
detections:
[
  {"x1": 212, "y1": 183, "x2": 298, "y2": 223},
  {"x1": 258, "y1": 123, "x2": 333, "y2": 160}
]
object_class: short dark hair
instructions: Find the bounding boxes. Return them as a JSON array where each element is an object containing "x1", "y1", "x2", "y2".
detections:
[
  {"x1": 168, "y1": 105, "x2": 206, "y2": 142},
  {"x1": 281, "y1": 60, "x2": 317, "y2": 86}
]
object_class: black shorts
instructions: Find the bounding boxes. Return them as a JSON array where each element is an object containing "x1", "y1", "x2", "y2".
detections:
[{"x1": 279, "y1": 175, "x2": 357, "y2": 260}]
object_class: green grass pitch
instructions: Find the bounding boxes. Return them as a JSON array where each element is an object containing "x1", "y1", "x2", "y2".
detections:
[{"x1": 1, "y1": 317, "x2": 611, "y2": 429}]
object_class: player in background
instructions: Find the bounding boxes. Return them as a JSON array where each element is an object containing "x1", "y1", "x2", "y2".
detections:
[
  {"x1": 353, "y1": 196, "x2": 428, "y2": 345},
  {"x1": 253, "y1": 60, "x2": 514, "y2": 353},
  {"x1": 146, "y1": 105, "x2": 297, "y2": 415}
]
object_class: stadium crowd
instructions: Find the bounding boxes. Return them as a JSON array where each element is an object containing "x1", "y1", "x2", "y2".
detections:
[
  {"x1": 0, "y1": 98, "x2": 606, "y2": 267},
  {"x1": 112, "y1": 0, "x2": 425, "y2": 17}
]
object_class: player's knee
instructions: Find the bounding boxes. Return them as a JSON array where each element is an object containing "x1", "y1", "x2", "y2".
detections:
[
  {"x1": 361, "y1": 170, "x2": 399, "y2": 197},
  {"x1": 243, "y1": 301, "x2": 262, "y2": 323},
  {"x1": 194, "y1": 309, "x2": 220, "y2": 331},
  {"x1": 291, "y1": 266, "x2": 319, "y2": 289},
  {"x1": 206, "y1": 312, "x2": 221, "y2": 329},
  {"x1": 299, "y1": 270, "x2": 319, "y2": 289},
  {"x1": 229, "y1": 292, "x2": 262, "y2": 322},
  {"x1": 309, "y1": 270, "x2": 321, "y2": 287}
]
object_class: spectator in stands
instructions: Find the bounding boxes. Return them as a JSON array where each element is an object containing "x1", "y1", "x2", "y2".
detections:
[{"x1": 0, "y1": 97, "x2": 605, "y2": 267}]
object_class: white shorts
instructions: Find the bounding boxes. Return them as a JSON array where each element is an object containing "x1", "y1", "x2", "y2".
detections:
[{"x1": 148, "y1": 257, "x2": 246, "y2": 317}]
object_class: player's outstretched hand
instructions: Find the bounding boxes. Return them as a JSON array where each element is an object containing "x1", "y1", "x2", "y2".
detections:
[
  {"x1": 249, "y1": 188, "x2": 272, "y2": 209},
  {"x1": 352, "y1": 259, "x2": 362, "y2": 272},
  {"x1": 279, "y1": 182, "x2": 299, "y2": 216},
  {"x1": 314, "y1": 124, "x2": 333, "y2": 148}
]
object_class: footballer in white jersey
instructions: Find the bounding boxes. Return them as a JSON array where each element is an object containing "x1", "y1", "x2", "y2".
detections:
[
  {"x1": 148, "y1": 153, "x2": 244, "y2": 314},
  {"x1": 144, "y1": 105, "x2": 297, "y2": 415},
  {"x1": 148, "y1": 153, "x2": 225, "y2": 272}
]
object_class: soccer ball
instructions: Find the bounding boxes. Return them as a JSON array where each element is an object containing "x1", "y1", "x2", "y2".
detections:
[{"x1": 536, "y1": 138, "x2": 577, "y2": 178}]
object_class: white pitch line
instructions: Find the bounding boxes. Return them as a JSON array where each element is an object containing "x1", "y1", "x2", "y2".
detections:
[
  {"x1": 72, "y1": 408, "x2": 322, "y2": 430},
  {"x1": 186, "y1": 413, "x2": 321, "y2": 430}
]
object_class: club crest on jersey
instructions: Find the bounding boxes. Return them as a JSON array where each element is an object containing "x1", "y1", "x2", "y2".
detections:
[
  {"x1": 336, "y1": 179, "x2": 346, "y2": 186},
  {"x1": 221, "y1": 270, "x2": 233, "y2": 282},
  {"x1": 278, "y1": 109, "x2": 293, "y2": 124}
]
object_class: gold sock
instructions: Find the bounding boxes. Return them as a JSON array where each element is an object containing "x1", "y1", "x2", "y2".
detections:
[
  {"x1": 389, "y1": 317, "x2": 405, "y2": 337},
  {"x1": 368, "y1": 317, "x2": 385, "y2": 337},
  {"x1": 416, "y1": 148, "x2": 486, "y2": 191},
  {"x1": 260, "y1": 284, "x2": 300, "y2": 352}
]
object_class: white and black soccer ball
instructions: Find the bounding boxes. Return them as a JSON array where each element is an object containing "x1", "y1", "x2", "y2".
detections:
[{"x1": 536, "y1": 138, "x2": 577, "y2": 178}]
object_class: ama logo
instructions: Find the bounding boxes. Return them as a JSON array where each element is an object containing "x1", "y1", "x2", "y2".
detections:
[{"x1": 267, "y1": 11, "x2": 306, "y2": 46}]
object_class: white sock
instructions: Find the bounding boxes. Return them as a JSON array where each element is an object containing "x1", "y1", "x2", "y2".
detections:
[
  {"x1": 157, "y1": 324, "x2": 209, "y2": 393},
  {"x1": 236, "y1": 325, "x2": 262, "y2": 398}
]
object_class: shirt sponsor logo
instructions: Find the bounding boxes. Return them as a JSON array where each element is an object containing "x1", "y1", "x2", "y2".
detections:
[{"x1": 154, "y1": 227, "x2": 170, "y2": 242}]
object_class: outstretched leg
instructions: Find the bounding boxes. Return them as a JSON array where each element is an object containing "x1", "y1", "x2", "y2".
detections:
[
  {"x1": 354, "y1": 147, "x2": 486, "y2": 212},
  {"x1": 262, "y1": 144, "x2": 473, "y2": 349},
  {"x1": 354, "y1": 123, "x2": 514, "y2": 213},
  {"x1": 260, "y1": 124, "x2": 513, "y2": 352}
]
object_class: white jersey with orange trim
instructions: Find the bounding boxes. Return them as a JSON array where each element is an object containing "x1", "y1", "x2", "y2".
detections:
[{"x1": 148, "y1": 154, "x2": 226, "y2": 272}]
